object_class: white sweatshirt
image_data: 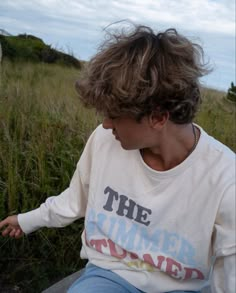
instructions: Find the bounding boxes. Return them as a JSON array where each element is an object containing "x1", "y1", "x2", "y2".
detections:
[{"x1": 18, "y1": 124, "x2": 236, "y2": 293}]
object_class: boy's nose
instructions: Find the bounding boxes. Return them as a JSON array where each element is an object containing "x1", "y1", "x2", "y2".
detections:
[{"x1": 102, "y1": 118, "x2": 114, "y2": 129}]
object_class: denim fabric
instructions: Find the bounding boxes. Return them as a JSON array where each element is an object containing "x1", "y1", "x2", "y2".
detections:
[{"x1": 67, "y1": 263, "x2": 200, "y2": 293}]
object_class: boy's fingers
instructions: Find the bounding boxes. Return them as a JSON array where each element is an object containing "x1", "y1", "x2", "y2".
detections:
[
  {"x1": 2, "y1": 225, "x2": 12, "y2": 236},
  {"x1": 9, "y1": 228, "x2": 16, "y2": 237},
  {"x1": 15, "y1": 229, "x2": 23, "y2": 239}
]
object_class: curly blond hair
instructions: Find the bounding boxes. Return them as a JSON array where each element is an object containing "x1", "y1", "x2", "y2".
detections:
[{"x1": 76, "y1": 25, "x2": 210, "y2": 123}]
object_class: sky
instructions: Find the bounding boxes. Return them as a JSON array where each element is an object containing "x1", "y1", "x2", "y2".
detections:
[{"x1": 0, "y1": 0, "x2": 235, "y2": 91}]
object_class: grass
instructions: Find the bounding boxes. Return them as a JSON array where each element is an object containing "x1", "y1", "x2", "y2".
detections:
[
  {"x1": 196, "y1": 88, "x2": 236, "y2": 151},
  {"x1": 0, "y1": 60, "x2": 235, "y2": 292},
  {"x1": 0, "y1": 60, "x2": 98, "y2": 292}
]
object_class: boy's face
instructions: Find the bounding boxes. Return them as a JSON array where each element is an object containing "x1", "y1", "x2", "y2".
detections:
[{"x1": 102, "y1": 115, "x2": 155, "y2": 150}]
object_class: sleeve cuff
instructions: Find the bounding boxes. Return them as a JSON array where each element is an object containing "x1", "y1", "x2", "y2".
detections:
[{"x1": 18, "y1": 208, "x2": 45, "y2": 234}]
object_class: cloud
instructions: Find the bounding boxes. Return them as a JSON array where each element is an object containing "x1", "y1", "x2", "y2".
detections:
[
  {"x1": 1, "y1": 0, "x2": 235, "y2": 35},
  {"x1": 0, "y1": 0, "x2": 235, "y2": 89}
]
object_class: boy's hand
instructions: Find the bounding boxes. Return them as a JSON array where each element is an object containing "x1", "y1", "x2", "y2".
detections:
[{"x1": 0, "y1": 215, "x2": 24, "y2": 238}]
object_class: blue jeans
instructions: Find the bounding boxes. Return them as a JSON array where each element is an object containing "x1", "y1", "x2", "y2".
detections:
[{"x1": 67, "y1": 263, "x2": 200, "y2": 293}]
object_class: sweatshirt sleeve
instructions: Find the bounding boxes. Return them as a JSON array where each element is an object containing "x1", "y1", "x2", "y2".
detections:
[
  {"x1": 211, "y1": 183, "x2": 236, "y2": 292},
  {"x1": 18, "y1": 127, "x2": 98, "y2": 234}
]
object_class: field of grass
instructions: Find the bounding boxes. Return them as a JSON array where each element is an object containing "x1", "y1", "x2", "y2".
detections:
[
  {"x1": 0, "y1": 60, "x2": 98, "y2": 292},
  {"x1": 0, "y1": 60, "x2": 235, "y2": 292},
  {"x1": 196, "y1": 87, "x2": 236, "y2": 151}
]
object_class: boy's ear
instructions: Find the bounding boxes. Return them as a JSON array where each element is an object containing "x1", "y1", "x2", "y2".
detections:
[{"x1": 148, "y1": 110, "x2": 169, "y2": 128}]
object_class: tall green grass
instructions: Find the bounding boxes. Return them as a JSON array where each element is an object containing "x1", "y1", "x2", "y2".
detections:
[
  {"x1": 0, "y1": 60, "x2": 98, "y2": 292},
  {"x1": 196, "y1": 88, "x2": 236, "y2": 151},
  {"x1": 0, "y1": 60, "x2": 235, "y2": 292},
  {"x1": 0, "y1": 60, "x2": 98, "y2": 214}
]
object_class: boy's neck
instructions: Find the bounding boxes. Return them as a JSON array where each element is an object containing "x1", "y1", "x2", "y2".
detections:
[{"x1": 141, "y1": 123, "x2": 200, "y2": 171}]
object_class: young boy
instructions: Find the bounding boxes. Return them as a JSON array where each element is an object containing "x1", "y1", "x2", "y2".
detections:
[{"x1": 0, "y1": 25, "x2": 235, "y2": 293}]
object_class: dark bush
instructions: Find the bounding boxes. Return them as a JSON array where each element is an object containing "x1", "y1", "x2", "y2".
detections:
[
  {"x1": 41, "y1": 47, "x2": 60, "y2": 63},
  {"x1": 226, "y1": 82, "x2": 236, "y2": 103},
  {"x1": 0, "y1": 35, "x2": 17, "y2": 58},
  {"x1": 0, "y1": 34, "x2": 81, "y2": 68}
]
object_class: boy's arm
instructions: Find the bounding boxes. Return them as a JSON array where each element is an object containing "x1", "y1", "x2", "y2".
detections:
[
  {"x1": 211, "y1": 184, "x2": 236, "y2": 292},
  {"x1": 0, "y1": 160, "x2": 88, "y2": 236},
  {"x1": 0, "y1": 162, "x2": 87, "y2": 235},
  {"x1": 18, "y1": 163, "x2": 88, "y2": 234}
]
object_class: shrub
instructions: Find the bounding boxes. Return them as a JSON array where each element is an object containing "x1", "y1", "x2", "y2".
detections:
[
  {"x1": 0, "y1": 34, "x2": 81, "y2": 69},
  {"x1": 226, "y1": 82, "x2": 236, "y2": 103}
]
